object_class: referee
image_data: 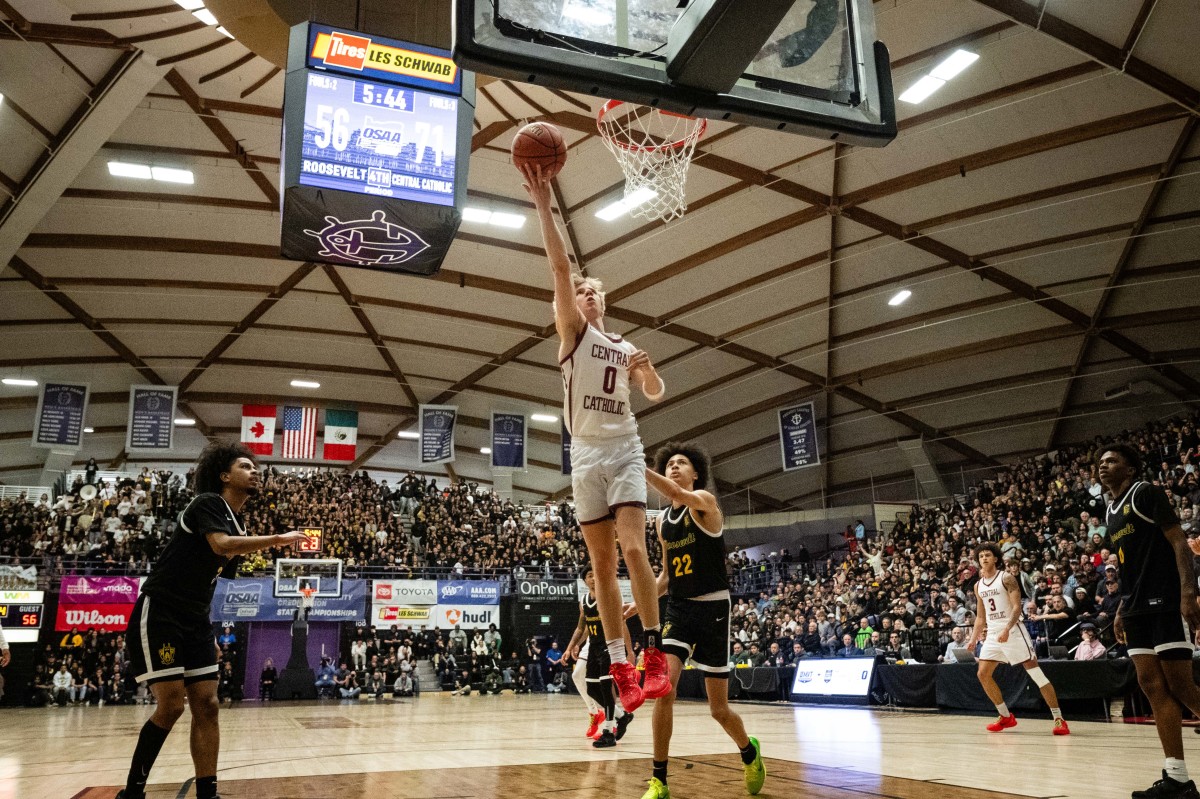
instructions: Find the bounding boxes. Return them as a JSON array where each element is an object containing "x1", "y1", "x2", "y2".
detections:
[
  {"x1": 1101, "y1": 444, "x2": 1200, "y2": 799},
  {"x1": 117, "y1": 441, "x2": 308, "y2": 799}
]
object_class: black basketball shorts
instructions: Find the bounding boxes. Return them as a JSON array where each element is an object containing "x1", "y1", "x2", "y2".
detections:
[
  {"x1": 662, "y1": 595, "x2": 731, "y2": 677},
  {"x1": 1124, "y1": 611, "x2": 1195, "y2": 660},
  {"x1": 586, "y1": 642, "x2": 612, "y2": 681},
  {"x1": 127, "y1": 593, "x2": 220, "y2": 685}
]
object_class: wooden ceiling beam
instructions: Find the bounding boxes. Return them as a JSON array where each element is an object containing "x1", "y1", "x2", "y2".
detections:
[
  {"x1": 164, "y1": 69, "x2": 278, "y2": 204},
  {"x1": 240, "y1": 66, "x2": 280, "y2": 99},
  {"x1": 62, "y1": 188, "x2": 275, "y2": 212},
  {"x1": 969, "y1": 0, "x2": 1200, "y2": 111},
  {"x1": 1048, "y1": 118, "x2": 1199, "y2": 445},
  {"x1": 156, "y1": 36, "x2": 234, "y2": 67},
  {"x1": 0, "y1": 21, "x2": 124, "y2": 48},
  {"x1": 71, "y1": 5, "x2": 180, "y2": 22},
  {"x1": 198, "y1": 52, "x2": 257, "y2": 84},
  {"x1": 103, "y1": 141, "x2": 281, "y2": 165}
]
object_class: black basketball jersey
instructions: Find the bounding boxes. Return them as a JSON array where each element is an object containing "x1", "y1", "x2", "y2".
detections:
[
  {"x1": 1107, "y1": 481, "x2": 1182, "y2": 617},
  {"x1": 659, "y1": 504, "x2": 728, "y2": 599},
  {"x1": 142, "y1": 493, "x2": 243, "y2": 617},
  {"x1": 582, "y1": 591, "x2": 604, "y2": 650}
]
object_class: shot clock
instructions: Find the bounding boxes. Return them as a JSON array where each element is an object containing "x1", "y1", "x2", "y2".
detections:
[
  {"x1": 280, "y1": 23, "x2": 475, "y2": 276},
  {"x1": 298, "y1": 526, "x2": 325, "y2": 555}
]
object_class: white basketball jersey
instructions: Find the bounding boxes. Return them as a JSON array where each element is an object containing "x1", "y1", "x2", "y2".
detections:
[
  {"x1": 561, "y1": 324, "x2": 638, "y2": 439},
  {"x1": 977, "y1": 573, "x2": 1016, "y2": 634}
]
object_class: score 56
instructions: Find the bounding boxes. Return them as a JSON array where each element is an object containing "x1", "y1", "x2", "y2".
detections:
[{"x1": 313, "y1": 105, "x2": 351, "y2": 151}]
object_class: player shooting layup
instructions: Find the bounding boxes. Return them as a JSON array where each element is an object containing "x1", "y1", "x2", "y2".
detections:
[
  {"x1": 523, "y1": 163, "x2": 670, "y2": 711},
  {"x1": 967, "y1": 542, "x2": 1069, "y2": 736}
]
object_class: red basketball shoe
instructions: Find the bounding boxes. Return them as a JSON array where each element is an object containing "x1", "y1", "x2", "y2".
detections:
[
  {"x1": 986, "y1": 714, "x2": 1017, "y2": 732},
  {"x1": 1052, "y1": 718, "x2": 1070, "y2": 736},
  {"x1": 610, "y1": 661, "x2": 645, "y2": 713},
  {"x1": 641, "y1": 647, "x2": 671, "y2": 699},
  {"x1": 586, "y1": 710, "x2": 605, "y2": 739}
]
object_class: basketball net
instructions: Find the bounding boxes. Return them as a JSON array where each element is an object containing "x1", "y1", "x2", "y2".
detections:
[
  {"x1": 299, "y1": 586, "x2": 316, "y2": 614},
  {"x1": 597, "y1": 100, "x2": 707, "y2": 223}
]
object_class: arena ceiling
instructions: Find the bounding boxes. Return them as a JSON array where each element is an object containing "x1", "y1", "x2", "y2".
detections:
[{"x1": 0, "y1": 0, "x2": 1198, "y2": 512}]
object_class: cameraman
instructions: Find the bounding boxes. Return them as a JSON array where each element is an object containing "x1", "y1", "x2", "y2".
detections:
[{"x1": 525, "y1": 637, "x2": 545, "y2": 692}]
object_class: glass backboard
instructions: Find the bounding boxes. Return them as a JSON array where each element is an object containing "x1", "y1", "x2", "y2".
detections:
[
  {"x1": 274, "y1": 557, "x2": 344, "y2": 598},
  {"x1": 453, "y1": 0, "x2": 895, "y2": 145}
]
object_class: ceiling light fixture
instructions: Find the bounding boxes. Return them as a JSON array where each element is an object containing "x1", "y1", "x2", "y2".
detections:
[
  {"x1": 216, "y1": 26, "x2": 234, "y2": 39},
  {"x1": 488, "y1": 212, "x2": 526, "y2": 228},
  {"x1": 0, "y1": 93, "x2": 5, "y2": 106},
  {"x1": 290, "y1": 379, "x2": 321, "y2": 389},
  {"x1": 898, "y1": 75, "x2": 945, "y2": 105},
  {"x1": 596, "y1": 187, "x2": 657, "y2": 221},
  {"x1": 173, "y1": 0, "x2": 206, "y2": 9},
  {"x1": 888, "y1": 289, "x2": 912, "y2": 306},
  {"x1": 531, "y1": 413, "x2": 558, "y2": 423},
  {"x1": 84, "y1": 427, "x2": 95, "y2": 433},
  {"x1": 2, "y1": 378, "x2": 38, "y2": 387},
  {"x1": 192, "y1": 8, "x2": 218, "y2": 25},
  {"x1": 929, "y1": 49, "x2": 980, "y2": 81},
  {"x1": 397, "y1": 431, "x2": 420, "y2": 439},
  {"x1": 151, "y1": 166, "x2": 194, "y2": 184},
  {"x1": 108, "y1": 161, "x2": 153, "y2": 179},
  {"x1": 480, "y1": 447, "x2": 492, "y2": 454},
  {"x1": 174, "y1": 418, "x2": 196, "y2": 426}
]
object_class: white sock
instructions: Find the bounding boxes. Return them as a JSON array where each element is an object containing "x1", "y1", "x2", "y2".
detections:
[
  {"x1": 607, "y1": 638, "x2": 626, "y2": 664},
  {"x1": 995, "y1": 702, "x2": 1009, "y2": 717},
  {"x1": 1166, "y1": 758, "x2": 1188, "y2": 783},
  {"x1": 1050, "y1": 707, "x2": 1062, "y2": 721}
]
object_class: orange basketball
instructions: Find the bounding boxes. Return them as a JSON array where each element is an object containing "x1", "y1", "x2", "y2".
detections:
[{"x1": 511, "y1": 121, "x2": 567, "y2": 178}]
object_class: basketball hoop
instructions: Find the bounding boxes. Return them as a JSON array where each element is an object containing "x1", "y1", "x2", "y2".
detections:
[
  {"x1": 596, "y1": 100, "x2": 707, "y2": 223},
  {"x1": 299, "y1": 586, "x2": 316, "y2": 615}
]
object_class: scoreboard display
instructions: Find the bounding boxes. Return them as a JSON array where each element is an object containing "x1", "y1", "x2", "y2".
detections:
[
  {"x1": 0, "y1": 590, "x2": 44, "y2": 643},
  {"x1": 280, "y1": 23, "x2": 475, "y2": 276}
]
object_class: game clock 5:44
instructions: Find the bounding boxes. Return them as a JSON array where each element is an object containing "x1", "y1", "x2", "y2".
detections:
[{"x1": 298, "y1": 527, "x2": 324, "y2": 554}]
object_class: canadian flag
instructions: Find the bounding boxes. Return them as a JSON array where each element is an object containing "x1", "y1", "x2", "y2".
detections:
[{"x1": 241, "y1": 404, "x2": 277, "y2": 455}]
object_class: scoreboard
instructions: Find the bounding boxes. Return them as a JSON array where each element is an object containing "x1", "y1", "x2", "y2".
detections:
[
  {"x1": 280, "y1": 23, "x2": 475, "y2": 276},
  {"x1": 297, "y1": 526, "x2": 325, "y2": 555},
  {"x1": 0, "y1": 590, "x2": 44, "y2": 643}
]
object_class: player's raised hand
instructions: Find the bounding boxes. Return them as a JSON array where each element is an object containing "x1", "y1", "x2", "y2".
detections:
[
  {"x1": 519, "y1": 164, "x2": 552, "y2": 207},
  {"x1": 277, "y1": 530, "x2": 311, "y2": 548},
  {"x1": 628, "y1": 350, "x2": 652, "y2": 373}
]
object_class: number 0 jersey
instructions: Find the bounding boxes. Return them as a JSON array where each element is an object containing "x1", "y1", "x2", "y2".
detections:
[
  {"x1": 1107, "y1": 481, "x2": 1182, "y2": 617},
  {"x1": 659, "y1": 504, "x2": 728, "y2": 600},
  {"x1": 560, "y1": 324, "x2": 638, "y2": 440},
  {"x1": 977, "y1": 572, "x2": 1017, "y2": 635}
]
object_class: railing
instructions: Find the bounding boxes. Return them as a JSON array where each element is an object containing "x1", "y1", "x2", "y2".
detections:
[{"x1": 0, "y1": 485, "x2": 54, "y2": 501}]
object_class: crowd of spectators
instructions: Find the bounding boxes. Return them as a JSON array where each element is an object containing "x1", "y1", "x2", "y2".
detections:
[
  {"x1": 722, "y1": 412, "x2": 1199, "y2": 666},
  {"x1": 0, "y1": 467, "x2": 664, "y2": 582}
]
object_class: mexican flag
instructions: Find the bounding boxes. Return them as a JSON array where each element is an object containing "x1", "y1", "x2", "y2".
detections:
[
  {"x1": 323, "y1": 409, "x2": 358, "y2": 461},
  {"x1": 240, "y1": 404, "x2": 276, "y2": 455}
]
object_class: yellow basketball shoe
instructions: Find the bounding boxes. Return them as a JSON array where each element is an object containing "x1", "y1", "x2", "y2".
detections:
[
  {"x1": 743, "y1": 737, "x2": 765, "y2": 795},
  {"x1": 640, "y1": 777, "x2": 670, "y2": 799}
]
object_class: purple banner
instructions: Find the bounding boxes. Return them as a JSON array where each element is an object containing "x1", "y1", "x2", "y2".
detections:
[{"x1": 59, "y1": 576, "x2": 141, "y2": 605}]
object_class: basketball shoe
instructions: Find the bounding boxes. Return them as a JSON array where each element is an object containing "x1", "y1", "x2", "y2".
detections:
[
  {"x1": 641, "y1": 647, "x2": 671, "y2": 699},
  {"x1": 586, "y1": 710, "x2": 605, "y2": 738},
  {"x1": 985, "y1": 714, "x2": 1017, "y2": 732},
  {"x1": 640, "y1": 777, "x2": 670, "y2": 799},
  {"x1": 610, "y1": 661, "x2": 645, "y2": 712},
  {"x1": 615, "y1": 711, "x2": 634, "y2": 741},
  {"x1": 743, "y1": 736, "x2": 765, "y2": 795},
  {"x1": 592, "y1": 730, "x2": 616, "y2": 748},
  {"x1": 1052, "y1": 718, "x2": 1070, "y2": 736},
  {"x1": 1132, "y1": 771, "x2": 1200, "y2": 798}
]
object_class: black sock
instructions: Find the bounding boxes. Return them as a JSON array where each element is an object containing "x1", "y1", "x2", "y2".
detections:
[
  {"x1": 644, "y1": 627, "x2": 661, "y2": 651},
  {"x1": 653, "y1": 759, "x2": 668, "y2": 785},
  {"x1": 196, "y1": 775, "x2": 218, "y2": 799},
  {"x1": 125, "y1": 719, "x2": 171, "y2": 795},
  {"x1": 740, "y1": 740, "x2": 758, "y2": 765}
]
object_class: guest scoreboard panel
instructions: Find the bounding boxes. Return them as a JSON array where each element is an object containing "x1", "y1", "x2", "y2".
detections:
[
  {"x1": 0, "y1": 590, "x2": 45, "y2": 643},
  {"x1": 281, "y1": 23, "x2": 474, "y2": 275}
]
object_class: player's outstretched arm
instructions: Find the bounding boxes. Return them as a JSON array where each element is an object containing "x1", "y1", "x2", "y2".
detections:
[
  {"x1": 206, "y1": 529, "x2": 309, "y2": 557},
  {"x1": 520, "y1": 164, "x2": 583, "y2": 344},
  {"x1": 627, "y1": 348, "x2": 664, "y2": 402},
  {"x1": 646, "y1": 468, "x2": 720, "y2": 532},
  {"x1": 1164, "y1": 522, "x2": 1200, "y2": 630}
]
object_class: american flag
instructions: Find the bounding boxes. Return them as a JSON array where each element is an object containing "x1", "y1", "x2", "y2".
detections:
[{"x1": 282, "y1": 406, "x2": 317, "y2": 459}]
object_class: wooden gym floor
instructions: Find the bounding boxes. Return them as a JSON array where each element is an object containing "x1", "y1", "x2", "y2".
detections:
[{"x1": 2, "y1": 693, "x2": 1182, "y2": 799}]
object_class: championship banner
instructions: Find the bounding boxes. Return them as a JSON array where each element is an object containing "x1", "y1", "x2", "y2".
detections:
[
  {"x1": 778, "y1": 400, "x2": 820, "y2": 471},
  {"x1": 561, "y1": 422, "x2": 572, "y2": 475},
  {"x1": 437, "y1": 580, "x2": 500, "y2": 605},
  {"x1": 60, "y1": 576, "x2": 141, "y2": 605},
  {"x1": 372, "y1": 579, "x2": 437, "y2": 605},
  {"x1": 56, "y1": 602, "x2": 135, "y2": 631},
  {"x1": 419, "y1": 404, "x2": 457, "y2": 464},
  {"x1": 126, "y1": 385, "x2": 178, "y2": 452},
  {"x1": 490, "y1": 411, "x2": 527, "y2": 470},
  {"x1": 432, "y1": 604, "x2": 500, "y2": 629},
  {"x1": 32, "y1": 382, "x2": 89, "y2": 449},
  {"x1": 210, "y1": 578, "x2": 367, "y2": 622}
]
